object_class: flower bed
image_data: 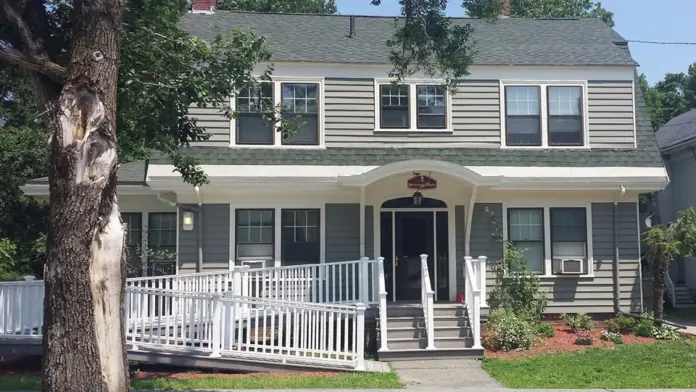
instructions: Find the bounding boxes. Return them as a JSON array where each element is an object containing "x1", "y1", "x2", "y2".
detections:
[{"x1": 485, "y1": 320, "x2": 657, "y2": 359}]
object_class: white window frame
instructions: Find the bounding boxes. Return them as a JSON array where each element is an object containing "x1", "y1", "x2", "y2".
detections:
[
  {"x1": 229, "y1": 77, "x2": 325, "y2": 149},
  {"x1": 230, "y1": 203, "x2": 326, "y2": 268},
  {"x1": 373, "y1": 78, "x2": 453, "y2": 133},
  {"x1": 502, "y1": 202, "x2": 594, "y2": 277},
  {"x1": 500, "y1": 80, "x2": 589, "y2": 149}
]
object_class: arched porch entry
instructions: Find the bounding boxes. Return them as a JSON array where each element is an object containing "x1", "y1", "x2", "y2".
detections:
[{"x1": 380, "y1": 196, "x2": 449, "y2": 302}]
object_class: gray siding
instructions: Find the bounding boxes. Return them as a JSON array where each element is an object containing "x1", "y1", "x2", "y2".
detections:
[
  {"x1": 325, "y1": 203, "x2": 360, "y2": 262},
  {"x1": 178, "y1": 204, "x2": 230, "y2": 273},
  {"x1": 455, "y1": 205, "x2": 467, "y2": 294},
  {"x1": 365, "y1": 206, "x2": 374, "y2": 258},
  {"x1": 325, "y1": 78, "x2": 501, "y2": 147},
  {"x1": 188, "y1": 103, "x2": 230, "y2": 146},
  {"x1": 470, "y1": 203, "x2": 504, "y2": 300},
  {"x1": 587, "y1": 81, "x2": 635, "y2": 148}
]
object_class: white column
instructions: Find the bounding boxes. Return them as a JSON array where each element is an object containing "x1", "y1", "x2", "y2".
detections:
[
  {"x1": 359, "y1": 187, "x2": 366, "y2": 257},
  {"x1": 355, "y1": 303, "x2": 367, "y2": 371},
  {"x1": 478, "y1": 256, "x2": 488, "y2": 307}
]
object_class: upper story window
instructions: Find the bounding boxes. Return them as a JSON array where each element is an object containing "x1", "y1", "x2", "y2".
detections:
[
  {"x1": 417, "y1": 85, "x2": 446, "y2": 129},
  {"x1": 282, "y1": 83, "x2": 319, "y2": 145},
  {"x1": 376, "y1": 81, "x2": 451, "y2": 132},
  {"x1": 548, "y1": 87, "x2": 583, "y2": 146},
  {"x1": 505, "y1": 86, "x2": 541, "y2": 146},
  {"x1": 503, "y1": 82, "x2": 587, "y2": 148},
  {"x1": 380, "y1": 84, "x2": 410, "y2": 129},
  {"x1": 236, "y1": 84, "x2": 273, "y2": 145}
]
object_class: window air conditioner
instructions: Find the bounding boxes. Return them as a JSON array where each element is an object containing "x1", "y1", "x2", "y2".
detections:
[{"x1": 560, "y1": 259, "x2": 584, "y2": 275}]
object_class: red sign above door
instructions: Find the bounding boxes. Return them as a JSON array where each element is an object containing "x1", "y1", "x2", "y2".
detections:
[{"x1": 407, "y1": 174, "x2": 437, "y2": 190}]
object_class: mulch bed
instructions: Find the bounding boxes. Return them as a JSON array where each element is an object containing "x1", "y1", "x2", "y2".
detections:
[
  {"x1": 485, "y1": 320, "x2": 657, "y2": 360},
  {"x1": 132, "y1": 370, "x2": 341, "y2": 380}
]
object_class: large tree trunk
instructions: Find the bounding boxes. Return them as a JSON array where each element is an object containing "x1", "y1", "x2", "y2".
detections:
[
  {"x1": 42, "y1": 1, "x2": 127, "y2": 391},
  {"x1": 651, "y1": 246, "x2": 667, "y2": 323}
]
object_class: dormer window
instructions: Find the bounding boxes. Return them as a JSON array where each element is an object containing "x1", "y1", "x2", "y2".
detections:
[
  {"x1": 380, "y1": 84, "x2": 410, "y2": 129},
  {"x1": 375, "y1": 80, "x2": 452, "y2": 132},
  {"x1": 236, "y1": 84, "x2": 274, "y2": 145},
  {"x1": 417, "y1": 85, "x2": 447, "y2": 129},
  {"x1": 281, "y1": 83, "x2": 319, "y2": 145},
  {"x1": 505, "y1": 86, "x2": 541, "y2": 146},
  {"x1": 548, "y1": 86, "x2": 583, "y2": 146}
]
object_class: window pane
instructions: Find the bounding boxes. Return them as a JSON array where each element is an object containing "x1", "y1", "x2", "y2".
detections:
[
  {"x1": 282, "y1": 227, "x2": 295, "y2": 243},
  {"x1": 237, "y1": 115, "x2": 274, "y2": 145},
  {"x1": 281, "y1": 83, "x2": 318, "y2": 115},
  {"x1": 381, "y1": 108, "x2": 409, "y2": 128},
  {"x1": 548, "y1": 86, "x2": 582, "y2": 116},
  {"x1": 307, "y1": 227, "x2": 319, "y2": 242},
  {"x1": 380, "y1": 85, "x2": 409, "y2": 106},
  {"x1": 148, "y1": 213, "x2": 177, "y2": 263},
  {"x1": 307, "y1": 210, "x2": 319, "y2": 226},
  {"x1": 236, "y1": 209, "x2": 274, "y2": 245},
  {"x1": 509, "y1": 209, "x2": 543, "y2": 241},
  {"x1": 507, "y1": 117, "x2": 541, "y2": 145},
  {"x1": 418, "y1": 115, "x2": 446, "y2": 128},
  {"x1": 552, "y1": 242, "x2": 586, "y2": 258},
  {"x1": 237, "y1": 229, "x2": 250, "y2": 244},
  {"x1": 236, "y1": 84, "x2": 272, "y2": 113},
  {"x1": 282, "y1": 210, "x2": 295, "y2": 225},
  {"x1": 551, "y1": 208, "x2": 586, "y2": 242},
  {"x1": 506, "y1": 86, "x2": 540, "y2": 115},
  {"x1": 518, "y1": 242, "x2": 544, "y2": 273},
  {"x1": 261, "y1": 227, "x2": 273, "y2": 244},
  {"x1": 282, "y1": 115, "x2": 319, "y2": 145},
  {"x1": 549, "y1": 117, "x2": 583, "y2": 145}
]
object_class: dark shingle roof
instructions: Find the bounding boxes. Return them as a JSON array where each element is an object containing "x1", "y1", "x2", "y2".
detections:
[
  {"x1": 26, "y1": 161, "x2": 147, "y2": 185},
  {"x1": 179, "y1": 12, "x2": 635, "y2": 66},
  {"x1": 655, "y1": 109, "x2": 696, "y2": 151}
]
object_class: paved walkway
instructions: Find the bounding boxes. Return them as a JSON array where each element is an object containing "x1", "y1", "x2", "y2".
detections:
[{"x1": 390, "y1": 359, "x2": 502, "y2": 390}]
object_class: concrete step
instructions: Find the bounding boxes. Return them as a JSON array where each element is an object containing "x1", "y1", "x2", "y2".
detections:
[
  {"x1": 385, "y1": 317, "x2": 424, "y2": 328},
  {"x1": 378, "y1": 347, "x2": 483, "y2": 361},
  {"x1": 432, "y1": 326, "x2": 472, "y2": 339},
  {"x1": 386, "y1": 337, "x2": 425, "y2": 350},
  {"x1": 388, "y1": 327, "x2": 426, "y2": 339},
  {"x1": 432, "y1": 306, "x2": 467, "y2": 318},
  {"x1": 433, "y1": 337, "x2": 474, "y2": 349},
  {"x1": 433, "y1": 316, "x2": 470, "y2": 328},
  {"x1": 386, "y1": 306, "x2": 423, "y2": 318}
]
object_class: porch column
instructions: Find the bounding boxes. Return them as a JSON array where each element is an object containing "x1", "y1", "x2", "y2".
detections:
[
  {"x1": 359, "y1": 186, "x2": 366, "y2": 257},
  {"x1": 464, "y1": 186, "x2": 478, "y2": 257}
]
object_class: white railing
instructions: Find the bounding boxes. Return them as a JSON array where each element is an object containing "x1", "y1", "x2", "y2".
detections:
[
  {"x1": 126, "y1": 269, "x2": 239, "y2": 294},
  {"x1": 419, "y1": 254, "x2": 435, "y2": 350},
  {"x1": 124, "y1": 287, "x2": 366, "y2": 370},
  {"x1": 242, "y1": 258, "x2": 378, "y2": 305},
  {"x1": 464, "y1": 256, "x2": 487, "y2": 349},
  {"x1": 0, "y1": 278, "x2": 43, "y2": 336},
  {"x1": 665, "y1": 270, "x2": 677, "y2": 307},
  {"x1": 377, "y1": 257, "x2": 388, "y2": 352}
]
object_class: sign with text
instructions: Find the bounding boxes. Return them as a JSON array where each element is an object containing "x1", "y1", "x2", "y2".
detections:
[{"x1": 407, "y1": 174, "x2": 437, "y2": 190}]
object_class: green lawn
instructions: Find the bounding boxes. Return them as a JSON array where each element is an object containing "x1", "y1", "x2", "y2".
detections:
[
  {"x1": 483, "y1": 341, "x2": 696, "y2": 389},
  {"x1": 665, "y1": 307, "x2": 696, "y2": 322},
  {"x1": 0, "y1": 371, "x2": 402, "y2": 390}
]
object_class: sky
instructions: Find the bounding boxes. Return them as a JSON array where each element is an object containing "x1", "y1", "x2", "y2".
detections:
[{"x1": 334, "y1": 0, "x2": 696, "y2": 85}]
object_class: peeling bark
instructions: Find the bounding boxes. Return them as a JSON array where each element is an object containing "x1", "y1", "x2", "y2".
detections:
[{"x1": 40, "y1": 0, "x2": 128, "y2": 391}]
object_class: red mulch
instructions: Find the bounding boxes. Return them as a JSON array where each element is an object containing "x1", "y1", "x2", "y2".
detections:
[
  {"x1": 484, "y1": 320, "x2": 657, "y2": 360},
  {"x1": 132, "y1": 371, "x2": 340, "y2": 380}
]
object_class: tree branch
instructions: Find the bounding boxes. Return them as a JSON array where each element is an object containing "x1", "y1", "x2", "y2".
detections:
[
  {"x1": 0, "y1": 0, "x2": 42, "y2": 54},
  {"x1": 0, "y1": 42, "x2": 66, "y2": 83}
]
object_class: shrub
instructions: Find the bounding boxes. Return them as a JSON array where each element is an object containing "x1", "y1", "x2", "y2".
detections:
[
  {"x1": 606, "y1": 314, "x2": 637, "y2": 333},
  {"x1": 651, "y1": 325, "x2": 680, "y2": 340},
  {"x1": 633, "y1": 318, "x2": 654, "y2": 337},
  {"x1": 534, "y1": 322, "x2": 556, "y2": 338},
  {"x1": 600, "y1": 330, "x2": 624, "y2": 344},
  {"x1": 574, "y1": 330, "x2": 594, "y2": 345},
  {"x1": 561, "y1": 313, "x2": 594, "y2": 332},
  {"x1": 485, "y1": 308, "x2": 536, "y2": 351}
]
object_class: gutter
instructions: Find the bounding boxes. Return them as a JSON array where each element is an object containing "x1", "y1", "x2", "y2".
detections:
[{"x1": 156, "y1": 187, "x2": 204, "y2": 273}]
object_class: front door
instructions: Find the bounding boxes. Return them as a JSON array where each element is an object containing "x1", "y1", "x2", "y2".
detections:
[{"x1": 394, "y1": 212, "x2": 433, "y2": 301}]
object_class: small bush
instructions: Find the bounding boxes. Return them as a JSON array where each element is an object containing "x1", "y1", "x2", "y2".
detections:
[
  {"x1": 633, "y1": 318, "x2": 654, "y2": 337},
  {"x1": 651, "y1": 325, "x2": 680, "y2": 340},
  {"x1": 534, "y1": 322, "x2": 556, "y2": 338},
  {"x1": 561, "y1": 313, "x2": 594, "y2": 332},
  {"x1": 600, "y1": 330, "x2": 624, "y2": 344},
  {"x1": 574, "y1": 330, "x2": 594, "y2": 345},
  {"x1": 485, "y1": 308, "x2": 536, "y2": 351},
  {"x1": 606, "y1": 314, "x2": 636, "y2": 333}
]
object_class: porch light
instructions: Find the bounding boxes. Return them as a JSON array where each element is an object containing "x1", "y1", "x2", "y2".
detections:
[
  {"x1": 412, "y1": 191, "x2": 423, "y2": 206},
  {"x1": 182, "y1": 211, "x2": 194, "y2": 231}
]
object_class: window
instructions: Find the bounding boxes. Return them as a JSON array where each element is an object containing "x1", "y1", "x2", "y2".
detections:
[
  {"x1": 281, "y1": 83, "x2": 319, "y2": 145},
  {"x1": 380, "y1": 84, "x2": 409, "y2": 129},
  {"x1": 417, "y1": 85, "x2": 446, "y2": 129},
  {"x1": 236, "y1": 209, "x2": 274, "y2": 261},
  {"x1": 508, "y1": 208, "x2": 544, "y2": 273},
  {"x1": 505, "y1": 86, "x2": 541, "y2": 146},
  {"x1": 548, "y1": 87, "x2": 583, "y2": 146},
  {"x1": 550, "y1": 208, "x2": 587, "y2": 259},
  {"x1": 281, "y1": 209, "x2": 320, "y2": 264},
  {"x1": 148, "y1": 213, "x2": 177, "y2": 276},
  {"x1": 122, "y1": 213, "x2": 142, "y2": 277},
  {"x1": 236, "y1": 84, "x2": 274, "y2": 145}
]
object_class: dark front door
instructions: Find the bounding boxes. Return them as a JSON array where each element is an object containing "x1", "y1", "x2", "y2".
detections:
[{"x1": 394, "y1": 212, "x2": 433, "y2": 301}]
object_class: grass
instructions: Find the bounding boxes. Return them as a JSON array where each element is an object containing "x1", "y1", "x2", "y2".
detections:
[
  {"x1": 0, "y1": 371, "x2": 402, "y2": 390},
  {"x1": 665, "y1": 307, "x2": 696, "y2": 322},
  {"x1": 483, "y1": 340, "x2": 696, "y2": 389}
]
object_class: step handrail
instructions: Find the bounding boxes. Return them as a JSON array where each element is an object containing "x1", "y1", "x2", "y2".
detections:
[
  {"x1": 665, "y1": 269, "x2": 677, "y2": 307},
  {"x1": 420, "y1": 254, "x2": 435, "y2": 350},
  {"x1": 464, "y1": 256, "x2": 486, "y2": 349},
  {"x1": 377, "y1": 257, "x2": 388, "y2": 351}
]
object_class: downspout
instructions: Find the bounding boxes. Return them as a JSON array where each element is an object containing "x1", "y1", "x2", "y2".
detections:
[
  {"x1": 613, "y1": 185, "x2": 626, "y2": 313},
  {"x1": 194, "y1": 186, "x2": 203, "y2": 273}
]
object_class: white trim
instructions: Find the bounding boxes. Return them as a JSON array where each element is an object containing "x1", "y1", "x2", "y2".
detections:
[
  {"x1": 229, "y1": 77, "x2": 326, "y2": 149},
  {"x1": 502, "y1": 202, "x2": 595, "y2": 278},
  {"x1": 635, "y1": 201, "x2": 644, "y2": 312},
  {"x1": 500, "y1": 80, "x2": 590, "y2": 149},
  {"x1": 447, "y1": 204, "x2": 457, "y2": 301},
  {"x1": 174, "y1": 208, "x2": 180, "y2": 275},
  {"x1": 230, "y1": 203, "x2": 326, "y2": 268},
  {"x1": 141, "y1": 211, "x2": 149, "y2": 274},
  {"x1": 359, "y1": 187, "x2": 366, "y2": 257},
  {"x1": 631, "y1": 81, "x2": 638, "y2": 149},
  {"x1": 258, "y1": 62, "x2": 636, "y2": 82},
  {"x1": 373, "y1": 79, "x2": 454, "y2": 133},
  {"x1": 464, "y1": 186, "x2": 478, "y2": 256},
  {"x1": 229, "y1": 204, "x2": 235, "y2": 270}
]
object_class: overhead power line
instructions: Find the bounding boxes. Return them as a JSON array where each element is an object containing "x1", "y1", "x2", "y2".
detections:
[{"x1": 627, "y1": 40, "x2": 696, "y2": 46}]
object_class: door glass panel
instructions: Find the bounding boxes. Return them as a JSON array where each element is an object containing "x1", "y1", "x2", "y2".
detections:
[{"x1": 436, "y1": 211, "x2": 449, "y2": 301}]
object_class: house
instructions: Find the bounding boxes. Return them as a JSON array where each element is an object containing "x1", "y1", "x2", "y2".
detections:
[
  {"x1": 17, "y1": 4, "x2": 667, "y2": 363},
  {"x1": 655, "y1": 109, "x2": 696, "y2": 307}
]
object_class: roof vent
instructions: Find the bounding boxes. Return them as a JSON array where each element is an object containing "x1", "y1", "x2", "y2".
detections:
[
  {"x1": 349, "y1": 15, "x2": 356, "y2": 38},
  {"x1": 498, "y1": 0, "x2": 511, "y2": 18}
]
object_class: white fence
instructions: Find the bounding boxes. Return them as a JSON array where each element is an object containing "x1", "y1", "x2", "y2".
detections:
[
  {"x1": 420, "y1": 255, "x2": 435, "y2": 349},
  {"x1": 0, "y1": 278, "x2": 44, "y2": 336}
]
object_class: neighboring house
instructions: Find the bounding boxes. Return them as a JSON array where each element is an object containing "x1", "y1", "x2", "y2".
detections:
[
  {"x1": 655, "y1": 109, "x2": 696, "y2": 307},
  {"x1": 19, "y1": 4, "x2": 668, "y2": 362}
]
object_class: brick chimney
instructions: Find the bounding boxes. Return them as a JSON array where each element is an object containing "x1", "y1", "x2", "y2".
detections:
[
  {"x1": 190, "y1": 0, "x2": 216, "y2": 14},
  {"x1": 500, "y1": 0, "x2": 511, "y2": 18}
]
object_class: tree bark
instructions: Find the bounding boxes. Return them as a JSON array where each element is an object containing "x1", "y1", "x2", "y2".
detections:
[
  {"x1": 651, "y1": 246, "x2": 667, "y2": 323},
  {"x1": 41, "y1": 0, "x2": 128, "y2": 391}
]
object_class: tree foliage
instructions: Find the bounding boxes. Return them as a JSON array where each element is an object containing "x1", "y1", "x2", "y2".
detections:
[
  {"x1": 643, "y1": 208, "x2": 696, "y2": 321},
  {"x1": 639, "y1": 64, "x2": 696, "y2": 130},
  {"x1": 217, "y1": 0, "x2": 338, "y2": 13},
  {"x1": 463, "y1": 0, "x2": 614, "y2": 26}
]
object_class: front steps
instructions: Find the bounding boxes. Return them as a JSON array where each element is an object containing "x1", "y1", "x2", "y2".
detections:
[
  {"x1": 673, "y1": 285, "x2": 696, "y2": 307},
  {"x1": 377, "y1": 303, "x2": 483, "y2": 361}
]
